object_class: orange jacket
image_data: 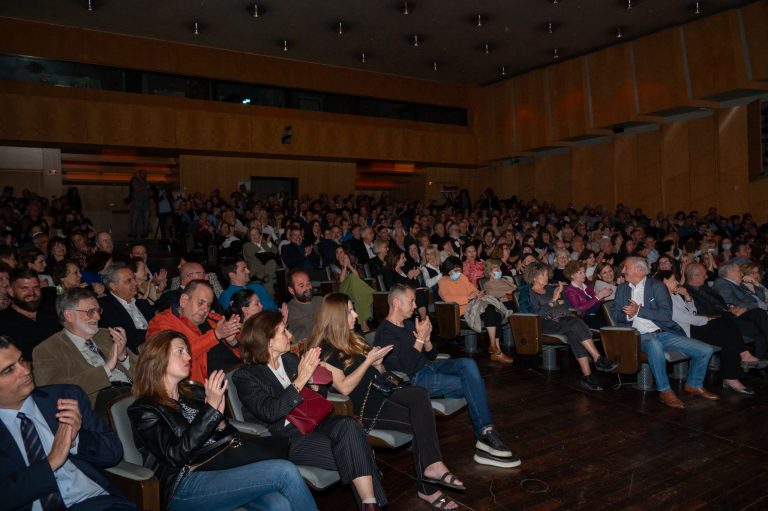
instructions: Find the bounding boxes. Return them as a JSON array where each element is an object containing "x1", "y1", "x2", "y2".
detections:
[{"x1": 147, "y1": 308, "x2": 222, "y2": 383}]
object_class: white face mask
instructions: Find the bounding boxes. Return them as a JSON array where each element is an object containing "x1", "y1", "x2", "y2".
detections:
[{"x1": 492, "y1": 271, "x2": 502, "y2": 280}]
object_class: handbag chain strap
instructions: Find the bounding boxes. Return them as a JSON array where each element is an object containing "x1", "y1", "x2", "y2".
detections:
[{"x1": 359, "y1": 380, "x2": 385, "y2": 434}]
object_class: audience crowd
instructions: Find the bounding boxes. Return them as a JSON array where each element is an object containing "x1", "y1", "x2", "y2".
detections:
[{"x1": 2, "y1": 182, "x2": 768, "y2": 510}]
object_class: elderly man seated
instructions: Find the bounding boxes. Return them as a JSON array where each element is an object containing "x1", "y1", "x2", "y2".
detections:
[
  {"x1": 98, "y1": 263, "x2": 155, "y2": 354},
  {"x1": 611, "y1": 257, "x2": 716, "y2": 409},
  {"x1": 146, "y1": 280, "x2": 241, "y2": 382},
  {"x1": 32, "y1": 288, "x2": 137, "y2": 415}
]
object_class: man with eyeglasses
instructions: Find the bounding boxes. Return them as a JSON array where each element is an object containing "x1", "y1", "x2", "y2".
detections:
[
  {"x1": 155, "y1": 261, "x2": 224, "y2": 314},
  {"x1": 32, "y1": 288, "x2": 136, "y2": 414},
  {"x1": 0, "y1": 268, "x2": 62, "y2": 360}
]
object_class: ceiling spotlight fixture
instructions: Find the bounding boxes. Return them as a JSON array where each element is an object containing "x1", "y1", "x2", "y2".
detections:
[
  {"x1": 546, "y1": 22, "x2": 553, "y2": 34},
  {"x1": 411, "y1": 34, "x2": 420, "y2": 47},
  {"x1": 193, "y1": 21, "x2": 200, "y2": 35},
  {"x1": 694, "y1": 2, "x2": 702, "y2": 14},
  {"x1": 432, "y1": 61, "x2": 439, "y2": 71},
  {"x1": 476, "y1": 14, "x2": 484, "y2": 27},
  {"x1": 616, "y1": 26, "x2": 624, "y2": 39},
  {"x1": 501, "y1": 66, "x2": 507, "y2": 77},
  {"x1": 361, "y1": 52, "x2": 367, "y2": 63},
  {"x1": 484, "y1": 43, "x2": 491, "y2": 55},
  {"x1": 553, "y1": 48, "x2": 560, "y2": 59},
  {"x1": 336, "y1": 21, "x2": 345, "y2": 35},
  {"x1": 86, "y1": 0, "x2": 95, "y2": 11},
  {"x1": 248, "y1": 4, "x2": 262, "y2": 17},
  {"x1": 552, "y1": 0, "x2": 559, "y2": 4},
  {"x1": 400, "y1": 1, "x2": 413, "y2": 15},
  {"x1": 626, "y1": 0, "x2": 633, "y2": 9},
  {"x1": 282, "y1": 40, "x2": 289, "y2": 51}
]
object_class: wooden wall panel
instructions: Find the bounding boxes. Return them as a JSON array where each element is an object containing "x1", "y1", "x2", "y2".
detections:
[
  {"x1": 470, "y1": 81, "x2": 515, "y2": 161},
  {"x1": 633, "y1": 28, "x2": 689, "y2": 114},
  {"x1": 180, "y1": 155, "x2": 356, "y2": 198},
  {"x1": 741, "y1": 1, "x2": 768, "y2": 81},
  {"x1": 0, "y1": 17, "x2": 468, "y2": 108},
  {"x1": 588, "y1": 44, "x2": 637, "y2": 128},
  {"x1": 514, "y1": 69, "x2": 550, "y2": 150},
  {"x1": 660, "y1": 122, "x2": 690, "y2": 213},
  {"x1": 0, "y1": 82, "x2": 477, "y2": 165},
  {"x1": 687, "y1": 116, "x2": 719, "y2": 213},
  {"x1": 548, "y1": 58, "x2": 590, "y2": 141},
  {"x1": 591, "y1": 143, "x2": 616, "y2": 209},
  {"x1": 684, "y1": 10, "x2": 750, "y2": 98}
]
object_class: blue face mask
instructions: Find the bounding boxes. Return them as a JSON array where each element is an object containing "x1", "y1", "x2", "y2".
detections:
[
  {"x1": 450, "y1": 272, "x2": 461, "y2": 281},
  {"x1": 493, "y1": 271, "x2": 502, "y2": 280}
]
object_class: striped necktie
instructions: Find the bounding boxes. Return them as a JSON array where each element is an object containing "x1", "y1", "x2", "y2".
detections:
[{"x1": 17, "y1": 412, "x2": 67, "y2": 511}]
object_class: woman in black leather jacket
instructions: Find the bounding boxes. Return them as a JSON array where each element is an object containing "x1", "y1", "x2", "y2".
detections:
[
  {"x1": 233, "y1": 311, "x2": 385, "y2": 511},
  {"x1": 127, "y1": 330, "x2": 318, "y2": 511}
]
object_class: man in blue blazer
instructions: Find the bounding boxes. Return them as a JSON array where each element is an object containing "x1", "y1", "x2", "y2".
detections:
[
  {"x1": 611, "y1": 257, "x2": 717, "y2": 409},
  {"x1": 0, "y1": 335, "x2": 137, "y2": 511}
]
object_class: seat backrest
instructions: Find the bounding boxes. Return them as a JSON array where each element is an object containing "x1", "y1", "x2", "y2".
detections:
[
  {"x1": 224, "y1": 368, "x2": 246, "y2": 421},
  {"x1": 108, "y1": 394, "x2": 142, "y2": 465},
  {"x1": 363, "y1": 331, "x2": 377, "y2": 347},
  {"x1": 372, "y1": 292, "x2": 390, "y2": 323},
  {"x1": 510, "y1": 291, "x2": 521, "y2": 313},
  {"x1": 434, "y1": 301, "x2": 461, "y2": 339},
  {"x1": 377, "y1": 275, "x2": 387, "y2": 292},
  {"x1": 602, "y1": 300, "x2": 616, "y2": 327},
  {"x1": 477, "y1": 277, "x2": 488, "y2": 291},
  {"x1": 600, "y1": 327, "x2": 641, "y2": 374},
  {"x1": 362, "y1": 263, "x2": 372, "y2": 279},
  {"x1": 508, "y1": 313, "x2": 543, "y2": 355}
]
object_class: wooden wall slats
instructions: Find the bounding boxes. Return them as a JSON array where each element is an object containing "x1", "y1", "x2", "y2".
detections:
[
  {"x1": 633, "y1": 27, "x2": 690, "y2": 114},
  {"x1": 513, "y1": 69, "x2": 550, "y2": 150},
  {"x1": 0, "y1": 17, "x2": 468, "y2": 108},
  {"x1": 587, "y1": 44, "x2": 637, "y2": 128},
  {"x1": 741, "y1": 1, "x2": 768, "y2": 81},
  {"x1": 684, "y1": 10, "x2": 749, "y2": 98},
  {"x1": 548, "y1": 57, "x2": 590, "y2": 140}
]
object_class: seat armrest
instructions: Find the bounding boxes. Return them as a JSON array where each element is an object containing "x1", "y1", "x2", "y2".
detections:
[
  {"x1": 327, "y1": 392, "x2": 354, "y2": 416},
  {"x1": 230, "y1": 419, "x2": 269, "y2": 436},
  {"x1": 105, "y1": 461, "x2": 160, "y2": 511}
]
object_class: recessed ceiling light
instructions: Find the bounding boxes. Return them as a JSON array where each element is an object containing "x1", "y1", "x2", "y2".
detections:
[
  {"x1": 361, "y1": 52, "x2": 367, "y2": 63},
  {"x1": 336, "y1": 21, "x2": 346, "y2": 35},
  {"x1": 626, "y1": 0, "x2": 633, "y2": 9},
  {"x1": 484, "y1": 43, "x2": 491, "y2": 54},
  {"x1": 410, "y1": 35, "x2": 421, "y2": 47},
  {"x1": 616, "y1": 26, "x2": 624, "y2": 39},
  {"x1": 501, "y1": 66, "x2": 507, "y2": 77},
  {"x1": 553, "y1": 48, "x2": 560, "y2": 59},
  {"x1": 432, "y1": 61, "x2": 439, "y2": 71},
  {"x1": 694, "y1": 2, "x2": 702, "y2": 14},
  {"x1": 193, "y1": 21, "x2": 200, "y2": 35},
  {"x1": 546, "y1": 22, "x2": 554, "y2": 34},
  {"x1": 86, "y1": 0, "x2": 95, "y2": 11},
  {"x1": 476, "y1": 14, "x2": 484, "y2": 27},
  {"x1": 400, "y1": 1, "x2": 413, "y2": 15},
  {"x1": 247, "y1": 4, "x2": 263, "y2": 17},
  {"x1": 282, "y1": 40, "x2": 289, "y2": 51}
]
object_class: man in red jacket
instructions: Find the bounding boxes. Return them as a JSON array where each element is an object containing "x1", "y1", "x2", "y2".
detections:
[{"x1": 146, "y1": 280, "x2": 240, "y2": 382}]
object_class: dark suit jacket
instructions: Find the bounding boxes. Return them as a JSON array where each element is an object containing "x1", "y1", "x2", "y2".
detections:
[
  {"x1": 281, "y1": 242, "x2": 318, "y2": 271},
  {"x1": 98, "y1": 293, "x2": 155, "y2": 354},
  {"x1": 712, "y1": 278, "x2": 760, "y2": 309},
  {"x1": 0, "y1": 384, "x2": 124, "y2": 511},
  {"x1": 344, "y1": 237, "x2": 370, "y2": 265},
  {"x1": 684, "y1": 283, "x2": 733, "y2": 317},
  {"x1": 611, "y1": 277, "x2": 685, "y2": 335},
  {"x1": 232, "y1": 354, "x2": 326, "y2": 438}
]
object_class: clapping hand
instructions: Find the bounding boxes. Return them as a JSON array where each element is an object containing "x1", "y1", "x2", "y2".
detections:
[
  {"x1": 365, "y1": 345, "x2": 394, "y2": 366},
  {"x1": 215, "y1": 315, "x2": 241, "y2": 340},
  {"x1": 204, "y1": 370, "x2": 228, "y2": 413},
  {"x1": 622, "y1": 299, "x2": 640, "y2": 317},
  {"x1": 296, "y1": 347, "x2": 322, "y2": 387},
  {"x1": 107, "y1": 327, "x2": 128, "y2": 370}
]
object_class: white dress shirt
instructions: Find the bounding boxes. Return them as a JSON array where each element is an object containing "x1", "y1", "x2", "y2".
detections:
[
  {"x1": 628, "y1": 278, "x2": 661, "y2": 334},
  {"x1": 112, "y1": 293, "x2": 148, "y2": 330}
]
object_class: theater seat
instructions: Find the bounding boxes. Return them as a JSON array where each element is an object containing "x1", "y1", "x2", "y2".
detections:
[
  {"x1": 223, "y1": 367, "x2": 341, "y2": 490},
  {"x1": 327, "y1": 391, "x2": 413, "y2": 449},
  {"x1": 431, "y1": 398, "x2": 468, "y2": 416}
]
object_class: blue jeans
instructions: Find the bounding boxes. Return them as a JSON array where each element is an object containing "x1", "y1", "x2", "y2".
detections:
[
  {"x1": 412, "y1": 358, "x2": 493, "y2": 437},
  {"x1": 640, "y1": 331, "x2": 714, "y2": 392},
  {"x1": 169, "y1": 459, "x2": 318, "y2": 511}
]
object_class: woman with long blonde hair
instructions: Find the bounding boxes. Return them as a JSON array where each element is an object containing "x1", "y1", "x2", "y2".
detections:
[{"x1": 309, "y1": 293, "x2": 465, "y2": 510}]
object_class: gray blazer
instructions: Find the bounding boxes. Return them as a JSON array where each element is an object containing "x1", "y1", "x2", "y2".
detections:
[{"x1": 712, "y1": 278, "x2": 759, "y2": 310}]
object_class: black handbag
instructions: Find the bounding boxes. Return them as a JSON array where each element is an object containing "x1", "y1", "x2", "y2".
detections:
[
  {"x1": 370, "y1": 371, "x2": 409, "y2": 396},
  {"x1": 187, "y1": 431, "x2": 289, "y2": 472}
]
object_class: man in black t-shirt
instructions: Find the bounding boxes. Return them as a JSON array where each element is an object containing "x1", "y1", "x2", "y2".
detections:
[{"x1": 374, "y1": 284, "x2": 521, "y2": 469}]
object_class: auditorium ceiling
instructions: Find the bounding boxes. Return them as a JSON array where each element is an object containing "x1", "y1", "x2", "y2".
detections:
[{"x1": 0, "y1": 0, "x2": 756, "y2": 85}]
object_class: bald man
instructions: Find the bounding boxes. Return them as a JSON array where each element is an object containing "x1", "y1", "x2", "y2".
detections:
[{"x1": 154, "y1": 262, "x2": 224, "y2": 314}]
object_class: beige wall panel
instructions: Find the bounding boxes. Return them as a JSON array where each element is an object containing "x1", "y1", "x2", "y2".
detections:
[
  {"x1": 548, "y1": 58, "x2": 589, "y2": 141},
  {"x1": 717, "y1": 107, "x2": 749, "y2": 172},
  {"x1": 684, "y1": 10, "x2": 749, "y2": 98},
  {"x1": 633, "y1": 28, "x2": 689, "y2": 113},
  {"x1": 591, "y1": 143, "x2": 616, "y2": 209},
  {"x1": 740, "y1": 0, "x2": 768, "y2": 81},
  {"x1": 588, "y1": 44, "x2": 637, "y2": 128},
  {"x1": 514, "y1": 70, "x2": 549, "y2": 150}
]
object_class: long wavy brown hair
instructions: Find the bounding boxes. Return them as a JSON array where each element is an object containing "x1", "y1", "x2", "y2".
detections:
[
  {"x1": 132, "y1": 330, "x2": 193, "y2": 408},
  {"x1": 240, "y1": 311, "x2": 284, "y2": 365},
  {"x1": 307, "y1": 293, "x2": 369, "y2": 368}
]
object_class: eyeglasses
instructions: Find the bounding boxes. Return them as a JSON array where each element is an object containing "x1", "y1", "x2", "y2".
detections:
[{"x1": 69, "y1": 307, "x2": 102, "y2": 318}]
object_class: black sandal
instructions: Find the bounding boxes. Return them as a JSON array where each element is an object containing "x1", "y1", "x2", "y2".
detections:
[{"x1": 422, "y1": 471, "x2": 466, "y2": 491}]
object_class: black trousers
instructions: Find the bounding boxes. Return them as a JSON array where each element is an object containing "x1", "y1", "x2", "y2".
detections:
[
  {"x1": 734, "y1": 308, "x2": 768, "y2": 358},
  {"x1": 690, "y1": 317, "x2": 747, "y2": 379},
  {"x1": 480, "y1": 305, "x2": 503, "y2": 329},
  {"x1": 541, "y1": 316, "x2": 592, "y2": 359},
  {"x1": 285, "y1": 415, "x2": 386, "y2": 507},
  {"x1": 363, "y1": 386, "x2": 442, "y2": 496}
]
